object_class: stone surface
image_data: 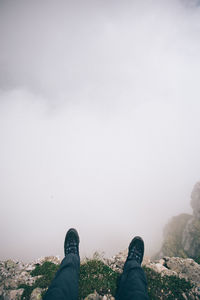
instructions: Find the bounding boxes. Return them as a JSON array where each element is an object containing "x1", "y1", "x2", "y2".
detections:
[
  {"x1": 106, "y1": 250, "x2": 127, "y2": 273},
  {"x1": 30, "y1": 288, "x2": 43, "y2": 300},
  {"x1": 84, "y1": 292, "x2": 114, "y2": 300},
  {"x1": 3, "y1": 289, "x2": 24, "y2": 300},
  {"x1": 39, "y1": 256, "x2": 61, "y2": 265},
  {"x1": 84, "y1": 292, "x2": 102, "y2": 300},
  {"x1": 0, "y1": 256, "x2": 61, "y2": 300},
  {"x1": 164, "y1": 257, "x2": 200, "y2": 286}
]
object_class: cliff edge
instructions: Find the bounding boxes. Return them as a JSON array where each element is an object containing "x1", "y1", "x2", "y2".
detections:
[{"x1": 1, "y1": 252, "x2": 200, "y2": 300}]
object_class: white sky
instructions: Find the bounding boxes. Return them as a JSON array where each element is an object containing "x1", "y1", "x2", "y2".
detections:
[{"x1": 0, "y1": 0, "x2": 200, "y2": 262}]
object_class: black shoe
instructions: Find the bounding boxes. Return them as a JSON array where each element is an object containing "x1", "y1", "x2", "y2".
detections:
[
  {"x1": 64, "y1": 228, "x2": 80, "y2": 256},
  {"x1": 127, "y1": 236, "x2": 144, "y2": 265}
]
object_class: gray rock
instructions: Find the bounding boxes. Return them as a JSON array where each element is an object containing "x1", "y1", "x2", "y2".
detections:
[
  {"x1": 164, "y1": 257, "x2": 200, "y2": 286},
  {"x1": 102, "y1": 295, "x2": 115, "y2": 300},
  {"x1": 84, "y1": 292, "x2": 102, "y2": 300},
  {"x1": 3, "y1": 278, "x2": 18, "y2": 289},
  {"x1": 40, "y1": 256, "x2": 61, "y2": 265},
  {"x1": 107, "y1": 250, "x2": 127, "y2": 273},
  {"x1": 3, "y1": 289, "x2": 24, "y2": 300},
  {"x1": 25, "y1": 262, "x2": 36, "y2": 272},
  {"x1": 30, "y1": 288, "x2": 43, "y2": 300},
  {"x1": 5, "y1": 260, "x2": 17, "y2": 270}
]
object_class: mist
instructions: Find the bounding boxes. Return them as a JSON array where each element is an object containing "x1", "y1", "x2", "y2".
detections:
[{"x1": 1, "y1": 0, "x2": 200, "y2": 262}]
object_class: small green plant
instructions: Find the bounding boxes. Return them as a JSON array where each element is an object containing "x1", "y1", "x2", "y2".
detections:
[
  {"x1": 31, "y1": 261, "x2": 60, "y2": 287},
  {"x1": 18, "y1": 261, "x2": 60, "y2": 300},
  {"x1": 79, "y1": 259, "x2": 119, "y2": 299},
  {"x1": 18, "y1": 284, "x2": 35, "y2": 300}
]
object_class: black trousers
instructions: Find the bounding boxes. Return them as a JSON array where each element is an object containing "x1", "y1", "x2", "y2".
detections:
[
  {"x1": 115, "y1": 259, "x2": 149, "y2": 300},
  {"x1": 43, "y1": 254, "x2": 149, "y2": 300}
]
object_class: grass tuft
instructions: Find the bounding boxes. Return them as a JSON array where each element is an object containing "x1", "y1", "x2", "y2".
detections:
[{"x1": 79, "y1": 259, "x2": 119, "y2": 299}]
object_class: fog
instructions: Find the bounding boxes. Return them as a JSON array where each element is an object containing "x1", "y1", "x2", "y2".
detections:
[{"x1": 1, "y1": 0, "x2": 200, "y2": 262}]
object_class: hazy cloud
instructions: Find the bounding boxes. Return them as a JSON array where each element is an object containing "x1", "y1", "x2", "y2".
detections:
[{"x1": 1, "y1": 0, "x2": 200, "y2": 261}]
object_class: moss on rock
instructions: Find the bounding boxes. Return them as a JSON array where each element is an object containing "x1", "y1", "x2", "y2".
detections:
[
  {"x1": 19, "y1": 261, "x2": 60, "y2": 300},
  {"x1": 143, "y1": 266, "x2": 194, "y2": 300},
  {"x1": 18, "y1": 258, "x2": 196, "y2": 300}
]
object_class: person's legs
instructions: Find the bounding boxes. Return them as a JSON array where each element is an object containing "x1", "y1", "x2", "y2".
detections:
[
  {"x1": 116, "y1": 237, "x2": 149, "y2": 300},
  {"x1": 43, "y1": 228, "x2": 80, "y2": 300}
]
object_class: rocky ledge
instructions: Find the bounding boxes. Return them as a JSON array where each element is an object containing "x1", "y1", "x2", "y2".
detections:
[{"x1": 0, "y1": 252, "x2": 200, "y2": 300}]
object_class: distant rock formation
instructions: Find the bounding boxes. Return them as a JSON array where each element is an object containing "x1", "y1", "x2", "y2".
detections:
[
  {"x1": 157, "y1": 181, "x2": 200, "y2": 262},
  {"x1": 182, "y1": 182, "x2": 200, "y2": 258}
]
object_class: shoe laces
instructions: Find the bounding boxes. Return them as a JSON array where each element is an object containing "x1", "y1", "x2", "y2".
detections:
[
  {"x1": 65, "y1": 239, "x2": 79, "y2": 255},
  {"x1": 128, "y1": 247, "x2": 142, "y2": 264}
]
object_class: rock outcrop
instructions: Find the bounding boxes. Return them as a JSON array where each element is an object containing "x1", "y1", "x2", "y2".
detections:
[
  {"x1": 0, "y1": 256, "x2": 60, "y2": 300},
  {"x1": 1, "y1": 253, "x2": 200, "y2": 300},
  {"x1": 107, "y1": 252, "x2": 200, "y2": 299},
  {"x1": 157, "y1": 182, "x2": 200, "y2": 261}
]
